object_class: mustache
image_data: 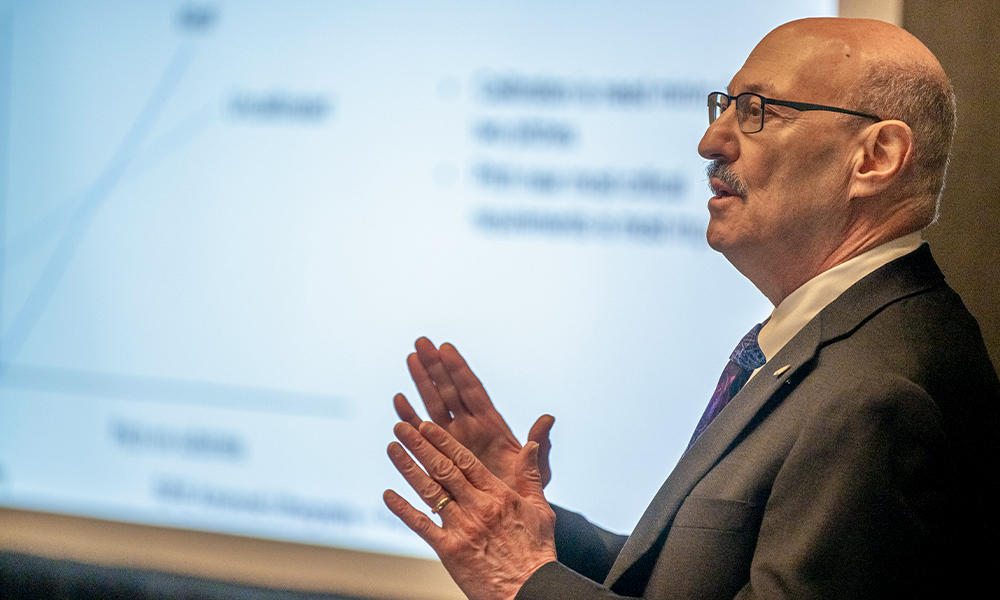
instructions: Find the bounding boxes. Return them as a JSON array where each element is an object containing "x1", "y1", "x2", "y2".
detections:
[{"x1": 706, "y1": 161, "x2": 748, "y2": 197}]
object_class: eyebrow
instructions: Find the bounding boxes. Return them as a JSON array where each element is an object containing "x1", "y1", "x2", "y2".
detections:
[{"x1": 726, "y1": 82, "x2": 776, "y2": 95}]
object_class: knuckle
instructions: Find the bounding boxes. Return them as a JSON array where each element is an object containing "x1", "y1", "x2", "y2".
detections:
[
  {"x1": 427, "y1": 454, "x2": 459, "y2": 480},
  {"x1": 437, "y1": 537, "x2": 466, "y2": 558},
  {"x1": 397, "y1": 457, "x2": 420, "y2": 477},
  {"x1": 415, "y1": 479, "x2": 442, "y2": 500},
  {"x1": 479, "y1": 500, "x2": 503, "y2": 528},
  {"x1": 452, "y1": 447, "x2": 479, "y2": 472},
  {"x1": 413, "y1": 516, "x2": 433, "y2": 535},
  {"x1": 498, "y1": 487, "x2": 519, "y2": 505}
]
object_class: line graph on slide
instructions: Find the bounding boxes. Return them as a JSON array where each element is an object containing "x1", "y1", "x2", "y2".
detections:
[
  {"x1": 2, "y1": 45, "x2": 197, "y2": 364},
  {"x1": 0, "y1": 7, "x2": 347, "y2": 414}
]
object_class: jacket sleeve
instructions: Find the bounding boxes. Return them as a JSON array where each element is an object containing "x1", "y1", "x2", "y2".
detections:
[
  {"x1": 551, "y1": 505, "x2": 628, "y2": 583},
  {"x1": 514, "y1": 507, "x2": 628, "y2": 600}
]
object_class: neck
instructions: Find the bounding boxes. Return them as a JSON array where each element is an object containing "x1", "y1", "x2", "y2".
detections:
[{"x1": 733, "y1": 218, "x2": 923, "y2": 306}]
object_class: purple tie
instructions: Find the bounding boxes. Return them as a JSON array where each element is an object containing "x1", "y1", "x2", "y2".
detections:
[{"x1": 687, "y1": 323, "x2": 766, "y2": 450}]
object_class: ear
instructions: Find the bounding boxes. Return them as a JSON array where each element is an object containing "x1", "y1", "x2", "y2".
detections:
[{"x1": 849, "y1": 120, "x2": 914, "y2": 199}]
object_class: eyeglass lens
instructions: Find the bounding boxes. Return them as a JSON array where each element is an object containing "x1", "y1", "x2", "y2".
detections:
[
  {"x1": 707, "y1": 92, "x2": 764, "y2": 134},
  {"x1": 708, "y1": 93, "x2": 728, "y2": 124}
]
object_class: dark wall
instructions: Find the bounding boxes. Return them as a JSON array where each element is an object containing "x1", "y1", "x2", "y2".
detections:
[{"x1": 906, "y1": 0, "x2": 1000, "y2": 372}]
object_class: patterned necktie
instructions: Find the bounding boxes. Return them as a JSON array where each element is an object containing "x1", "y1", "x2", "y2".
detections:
[{"x1": 686, "y1": 323, "x2": 766, "y2": 451}]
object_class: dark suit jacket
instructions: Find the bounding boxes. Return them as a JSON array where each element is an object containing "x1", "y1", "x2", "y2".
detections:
[{"x1": 517, "y1": 245, "x2": 1000, "y2": 600}]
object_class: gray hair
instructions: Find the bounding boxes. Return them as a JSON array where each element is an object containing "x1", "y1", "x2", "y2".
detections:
[{"x1": 849, "y1": 60, "x2": 957, "y2": 225}]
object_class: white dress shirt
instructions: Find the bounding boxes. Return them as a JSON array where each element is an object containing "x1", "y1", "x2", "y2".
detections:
[{"x1": 751, "y1": 231, "x2": 924, "y2": 379}]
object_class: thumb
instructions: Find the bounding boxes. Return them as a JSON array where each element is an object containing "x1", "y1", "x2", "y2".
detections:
[
  {"x1": 527, "y1": 415, "x2": 555, "y2": 488},
  {"x1": 515, "y1": 441, "x2": 549, "y2": 508}
]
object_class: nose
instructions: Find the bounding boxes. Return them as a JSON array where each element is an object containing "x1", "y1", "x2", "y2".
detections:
[{"x1": 698, "y1": 103, "x2": 740, "y2": 162}]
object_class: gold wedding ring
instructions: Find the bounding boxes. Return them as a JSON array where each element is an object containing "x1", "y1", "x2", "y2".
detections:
[{"x1": 431, "y1": 496, "x2": 452, "y2": 514}]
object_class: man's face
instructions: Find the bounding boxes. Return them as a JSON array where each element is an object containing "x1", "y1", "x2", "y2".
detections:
[{"x1": 697, "y1": 28, "x2": 864, "y2": 284}]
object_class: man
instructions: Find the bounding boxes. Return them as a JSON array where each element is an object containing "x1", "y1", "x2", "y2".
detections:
[{"x1": 383, "y1": 17, "x2": 999, "y2": 600}]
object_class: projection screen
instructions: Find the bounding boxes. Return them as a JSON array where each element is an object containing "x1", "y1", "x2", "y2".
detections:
[{"x1": 0, "y1": 0, "x2": 897, "y2": 596}]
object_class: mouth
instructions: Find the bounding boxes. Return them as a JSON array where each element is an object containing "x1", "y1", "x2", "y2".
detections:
[
  {"x1": 705, "y1": 161, "x2": 748, "y2": 201},
  {"x1": 709, "y1": 177, "x2": 741, "y2": 199}
]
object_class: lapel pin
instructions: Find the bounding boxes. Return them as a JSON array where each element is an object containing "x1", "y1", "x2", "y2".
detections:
[{"x1": 772, "y1": 364, "x2": 791, "y2": 377}]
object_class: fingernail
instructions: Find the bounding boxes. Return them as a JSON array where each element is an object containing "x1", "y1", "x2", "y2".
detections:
[{"x1": 418, "y1": 421, "x2": 444, "y2": 440}]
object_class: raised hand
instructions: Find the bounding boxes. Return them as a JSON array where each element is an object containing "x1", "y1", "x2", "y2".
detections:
[
  {"x1": 384, "y1": 421, "x2": 557, "y2": 600},
  {"x1": 394, "y1": 337, "x2": 554, "y2": 489}
]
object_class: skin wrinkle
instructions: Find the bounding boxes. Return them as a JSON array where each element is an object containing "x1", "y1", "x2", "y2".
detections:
[
  {"x1": 698, "y1": 18, "x2": 948, "y2": 305},
  {"x1": 383, "y1": 18, "x2": 962, "y2": 600}
]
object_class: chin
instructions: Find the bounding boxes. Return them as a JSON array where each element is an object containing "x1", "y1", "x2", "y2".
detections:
[
  {"x1": 705, "y1": 222, "x2": 732, "y2": 254},
  {"x1": 706, "y1": 226, "x2": 754, "y2": 271}
]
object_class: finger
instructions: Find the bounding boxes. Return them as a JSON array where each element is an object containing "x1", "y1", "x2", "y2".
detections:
[
  {"x1": 407, "y1": 347, "x2": 452, "y2": 425},
  {"x1": 387, "y1": 439, "x2": 454, "y2": 511},
  {"x1": 438, "y1": 343, "x2": 496, "y2": 416},
  {"x1": 393, "y1": 393, "x2": 423, "y2": 429},
  {"x1": 527, "y1": 415, "x2": 555, "y2": 487},
  {"x1": 415, "y1": 337, "x2": 468, "y2": 417},
  {"x1": 383, "y1": 489, "x2": 447, "y2": 547},
  {"x1": 416, "y1": 421, "x2": 503, "y2": 493},
  {"x1": 514, "y1": 442, "x2": 550, "y2": 509},
  {"x1": 394, "y1": 422, "x2": 484, "y2": 505},
  {"x1": 527, "y1": 415, "x2": 555, "y2": 447}
]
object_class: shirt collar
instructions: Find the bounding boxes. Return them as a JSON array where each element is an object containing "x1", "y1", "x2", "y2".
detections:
[{"x1": 755, "y1": 231, "x2": 924, "y2": 367}]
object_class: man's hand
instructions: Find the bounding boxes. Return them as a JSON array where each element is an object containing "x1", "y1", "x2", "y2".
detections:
[
  {"x1": 384, "y1": 421, "x2": 557, "y2": 600},
  {"x1": 394, "y1": 337, "x2": 555, "y2": 489}
]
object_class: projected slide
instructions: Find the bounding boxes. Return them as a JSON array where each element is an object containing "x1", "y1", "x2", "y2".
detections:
[{"x1": 0, "y1": 1, "x2": 830, "y2": 558}]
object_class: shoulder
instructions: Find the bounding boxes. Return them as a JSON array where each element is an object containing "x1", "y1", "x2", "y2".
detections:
[{"x1": 809, "y1": 245, "x2": 998, "y2": 409}]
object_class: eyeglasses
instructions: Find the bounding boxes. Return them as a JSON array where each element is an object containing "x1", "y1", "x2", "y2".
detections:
[{"x1": 707, "y1": 91, "x2": 882, "y2": 134}]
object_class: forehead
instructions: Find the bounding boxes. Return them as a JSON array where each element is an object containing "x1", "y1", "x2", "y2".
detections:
[
  {"x1": 725, "y1": 81, "x2": 777, "y2": 97},
  {"x1": 727, "y1": 30, "x2": 855, "y2": 103}
]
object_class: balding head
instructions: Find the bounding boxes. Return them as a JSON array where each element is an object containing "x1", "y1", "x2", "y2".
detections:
[
  {"x1": 759, "y1": 18, "x2": 944, "y2": 87},
  {"x1": 698, "y1": 18, "x2": 956, "y2": 304},
  {"x1": 765, "y1": 18, "x2": 956, "y2": 225}
]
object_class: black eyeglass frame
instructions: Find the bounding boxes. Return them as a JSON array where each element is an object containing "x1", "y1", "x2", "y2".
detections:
[{"x1": 708, "y1": 91, "x2": 882, "y2": 134}]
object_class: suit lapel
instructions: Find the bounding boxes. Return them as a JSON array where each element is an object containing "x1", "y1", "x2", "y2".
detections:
[
  {"x1": 604, "y1": 322, "x2": 820, "y2": 588},
  {"x1": 603, "y1": 244, "x2": 945, "y2": 590}
]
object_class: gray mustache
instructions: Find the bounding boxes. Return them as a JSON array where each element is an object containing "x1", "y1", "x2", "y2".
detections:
[{"x1": 706, "y1": 161, "x2": 748, "y2": 197}]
